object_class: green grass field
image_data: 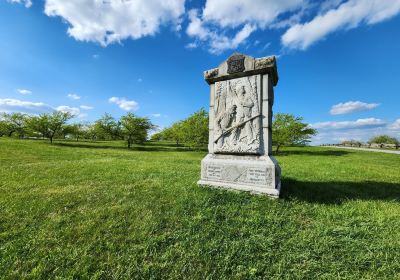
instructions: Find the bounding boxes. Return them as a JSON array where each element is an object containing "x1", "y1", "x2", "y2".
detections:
[{"x1": 1, "y1": 138, "x2": 399, "y2": 279}]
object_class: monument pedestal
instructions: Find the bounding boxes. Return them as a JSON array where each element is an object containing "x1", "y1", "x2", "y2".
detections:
[
  {"x1": 199, "y1": 53, "x2": 281, "y2": 197},
  {"x1": 198, "y1": 154, "x2": 281, "y2": 197}
]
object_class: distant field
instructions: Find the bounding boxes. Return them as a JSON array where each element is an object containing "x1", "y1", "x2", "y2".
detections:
[{"x1": 1, "y1": 138, "x2": 399, "y2": 279}]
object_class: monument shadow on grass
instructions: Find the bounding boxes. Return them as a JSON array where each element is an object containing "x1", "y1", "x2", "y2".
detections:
[{"x1": 281, "y1": 178, "x2": 400, "y2": 204}]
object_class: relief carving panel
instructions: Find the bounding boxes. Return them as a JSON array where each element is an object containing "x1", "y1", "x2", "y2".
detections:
[{"x1": 213, "y1": 75, "x2": 261, "y2": 154}]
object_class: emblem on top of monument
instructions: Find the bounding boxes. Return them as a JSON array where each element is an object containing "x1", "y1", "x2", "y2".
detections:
[{"x1": 227, "y1": 53, "x2": 245, "y2": 74}]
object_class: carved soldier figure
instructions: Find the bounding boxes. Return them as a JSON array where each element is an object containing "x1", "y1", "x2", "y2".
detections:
[
  {"x1": 237, "y1": 84, "x2": 255, "y2": 145},
  {"x1": 215, "y1": 83, "x2": 226, "y2": 115},
  {"x1": 216, "y1": 105, "x2": 237, "y2": 149}
]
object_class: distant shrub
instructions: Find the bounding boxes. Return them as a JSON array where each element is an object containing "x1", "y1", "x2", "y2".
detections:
[
  {"x1": 368, "y1": 135, "x2": 399, "y2": 145},
  {"x1": 341, "y1": 140, "x2": 363, "y2": 147}
]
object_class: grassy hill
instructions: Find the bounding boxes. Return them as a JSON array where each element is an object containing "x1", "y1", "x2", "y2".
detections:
[{"x1": 1, "y1": 138, "x2": 399, "y2": 279}]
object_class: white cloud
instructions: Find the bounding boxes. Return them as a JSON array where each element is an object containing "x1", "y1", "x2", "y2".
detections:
[
  {"x1": 44, "y1": 0, "x2": 185, "y2": 46},
  {"x1": 185, "y1": 42, "x2": 198, "y2": 49},
  {"x1": 109, "y1": 97, "x2": 139, "y2": 111},
  {"x1": 389, "y1": 119, "x2": 400, "y2": 130},
  {"x1": 311, "y1": 118, "x2": 386, "y2": 130},
  {"x1": 186, "y1": 9, "x2": 257, "y2": 54},
  {"x1": 311, "y1": 127, "x2": 392, "y2": 145},
  {"x1": 67, "y1": 93, "x2": 81, "y2": 100},
  {"x1": 201, "y1": 0, "x2": 304, "y2": 28},
  {"x1": 56, "y1": 105, "x2": 81, "y2": 116},
  {"x1": 150, "y1": 113, "x2": 161, "y2": 117},
  {"x1": 186, "y1": 0, "x2": 304, "y2": 54},
  {"x1": 17, "y1": 89, "x2": 32, "y2": 95},
  {"x1": 330, "y1": 101, "x2": 380, "y2": 115},
  {"x1": 210, "y1": 24, "x2": 256, "y2": 54},
  {"x1": 261, "y1": 42, "x2": 271, "y2": 51},
  {"x1": 308, "y1": 116, "x2": 400, "y2": 144},
  {"x1": 187, "y1": 9, "x2": 209, "y2": 40},
  {"x1": 0, "y1": 98, "x2": 87, "y2": 118},
  {"x1": 0, "y1": 98, "x2": 53, "y2": 114},
  {"x1": 7, "y1": 0, "x2": 32, "y2": 8},
  {"x1": 80, "y1": 105, "x2": 94, "y2": 110},
  {"x1": 282, "y1": 0, "x2": 400, "y2": 50}
]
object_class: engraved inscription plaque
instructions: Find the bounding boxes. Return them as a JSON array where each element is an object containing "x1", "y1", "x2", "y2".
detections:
[{"x1": 206, "y1": 165, "x2": 222, "y2": 180}]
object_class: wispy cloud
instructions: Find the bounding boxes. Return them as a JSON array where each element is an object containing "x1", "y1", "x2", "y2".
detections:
[
  {"x1": 311, "y1": 117, "x2": 400, "y2": 144},
  {"x1": 282, "y1": 0, "x2": 400, "y2": 50},
  {"x1": 186, "y1": 9, "x2": 257, "y2": 54},
  {"x1": 7, "y1": 0, "x2": 32, "y2": 8},
  {"x1": 0, "y1": 98, "x2": 85, "y2": 118},
  {"x1": 0, "y1": 98, "x2": 52, "y2": 114},
  {"x1": 150, "y1": 113, "x2": 161, "y2": 117},
  {"x1": 56, "y1": 105, "x2": 81, "y2": 117},
  {"x1": 67, "y1": 93, "x2": 81, "y2": 100},
  {"x1": 17, "y1": 89, "x2": 32, "y2": 95},
  {"x1": 80, "y1": 105, "x2": 94, "y2": 110},
  {"x1": 330, "y1": 101, "x2": 380, "y2": 115},
  {"x1": 311, "y1": 118, "x2": 386, "y2": 130},
  {"x1": 389, "y1": 119, "x2": 400, "y2": 130},
  {"x1": 109, "y1": 97, "x2": 139, "y2": 111}
]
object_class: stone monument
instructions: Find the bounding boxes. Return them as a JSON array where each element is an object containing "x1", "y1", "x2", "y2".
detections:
[{"x1": 198, "y1": 53, "x2": 281, "y2": 197}]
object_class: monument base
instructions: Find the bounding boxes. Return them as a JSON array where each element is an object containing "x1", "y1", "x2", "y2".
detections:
[{"x1": 198, "y1": 154, "x2": 281, "y2": 197}]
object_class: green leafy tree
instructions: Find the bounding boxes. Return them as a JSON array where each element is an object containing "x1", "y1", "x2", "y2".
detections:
[
  {"x1": 60, "y1": 123, "x2": 85, "y2": 141},
  {"x1": 28, "y1": 111, "x2": 72, "y2": 143},
  {"x1": 60, "y1": 124, "x2": 75, "y2": 139},
  {"x1": 181, "y1": 108, "x2": 209, "y2": 147},
  {"x1": 79, "y1": 124, "x2": 99, "y2": 141},
  {"x1": 167, "y1": 121, "x2": 185, "y2": 146},
  {"x1": 272, "y1": 113, "x2": 317, "y2": 154},
  {"x1": 150, "y1": 131, "x2": 163, "y2": 141},
  {"x1": 0, "y1": 112, "x2": 28, "y2": 137},
  {"x1": 151, "y1": 121, "x2": 185, "y2": 146},
  {"x1": 95, "y1": 113, "x2": 121, "y2": 140},
  {"x1": 368, "y1": 135, "x2": 399, "y2": 145},
  {"x1": 27, "y1": 115, "x2": 47, "y2": 139},
  {"x1": 153, "y1": 108, "x2": 209, "y2": 148},
  {"x1": 0, "y1": 117, "x2": 8, "y2": 137},
  {"x1": 120, "y1": 113, "x2": 156, "y2": 149}
]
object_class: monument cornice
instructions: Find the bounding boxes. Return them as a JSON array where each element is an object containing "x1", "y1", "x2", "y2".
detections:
[{"x1": 204, "y1": 53, "x2": 279, "y2": 86}]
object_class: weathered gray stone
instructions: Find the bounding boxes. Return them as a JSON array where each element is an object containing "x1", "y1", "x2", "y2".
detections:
[{"x1": 198, "y1": 53, "x2": 281, "y2": 197}]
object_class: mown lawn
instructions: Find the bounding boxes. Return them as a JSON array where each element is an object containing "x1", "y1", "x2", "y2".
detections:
[{"x1": 0, "y1": 138, "x2": 399, "y2": 279}]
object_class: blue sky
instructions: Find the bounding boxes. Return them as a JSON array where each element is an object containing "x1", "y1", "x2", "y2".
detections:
[{"x1": 1, "y1": 0, "x2": 400, "y2": 144}]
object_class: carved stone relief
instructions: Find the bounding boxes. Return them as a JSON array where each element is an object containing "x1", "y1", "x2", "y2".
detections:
[
  {"x1": 213, "y1": 75, "x2": 261, "y2": 154},
  {"x1": 204, "y1": 68, "x2": 218, "y2": 79}
]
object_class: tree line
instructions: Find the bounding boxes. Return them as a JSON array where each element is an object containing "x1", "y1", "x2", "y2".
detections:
[
  {"x1": 1, "y1": 109, "x2": 319, "y2": 153},
  {"x1": 0, "y1": 111, "x2": 155, "y2": 148},
  {"x1": 151, "y1": 109, "x2": 209, "y2": 148},
  {"x1": 340, "y1": 135, "x2": 399, "y2": 148},
  {"x1": 152, "y1": 111, "x2": 317, "y2": 153}
]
